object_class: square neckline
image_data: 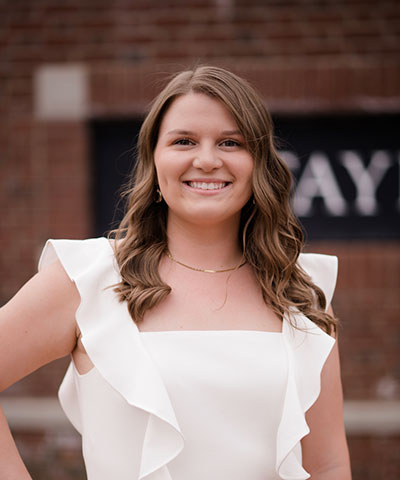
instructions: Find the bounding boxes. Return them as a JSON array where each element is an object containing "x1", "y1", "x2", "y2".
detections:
[{"x1": 138, "y1": 329, "x2": 283, "y2": 334}]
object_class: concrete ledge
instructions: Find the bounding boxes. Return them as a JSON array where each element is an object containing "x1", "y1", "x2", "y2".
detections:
[
  {"x1": 1, "y1": 397, "x2": 74, "y2": 432},
  {"x1": 343, "y1": 400, "x2": 400, "y2": 435},
  {"x1": 2, "y1": 397, "x2": 400, "y2": 435}
]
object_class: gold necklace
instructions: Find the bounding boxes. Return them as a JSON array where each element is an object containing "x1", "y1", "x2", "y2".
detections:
[{"x1": 166, "y1": 251, "x2": 246, "y2": 273}]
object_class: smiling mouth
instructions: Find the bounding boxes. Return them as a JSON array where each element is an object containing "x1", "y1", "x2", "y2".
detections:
[{"x1": 185, "y1": 181, "x2": 230, "y2": 190}]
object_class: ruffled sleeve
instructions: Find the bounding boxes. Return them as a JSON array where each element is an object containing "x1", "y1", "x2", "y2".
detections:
[
  {"x1": 38, "y1": 238, "x2": 184, "y2": 480},
  {"x1": 277, "y1": 253, "x2": 338, "y2": 479},
  {"x1": 297, "y1": 253, "x2": 338, "y2": 309}
]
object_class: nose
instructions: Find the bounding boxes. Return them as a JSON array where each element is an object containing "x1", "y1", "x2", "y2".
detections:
[{"x1": 192, "y1": 145, "x2": 223, "y2": 172}]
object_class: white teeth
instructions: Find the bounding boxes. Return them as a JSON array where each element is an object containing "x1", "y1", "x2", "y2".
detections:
[{"x1": 188, "y1": 181, "x2": 227, "y2": 190}]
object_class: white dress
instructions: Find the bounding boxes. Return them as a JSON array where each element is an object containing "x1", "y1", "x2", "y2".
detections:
[{"x1": 38, "y1": 238, "x2": 337, "y2": 480}]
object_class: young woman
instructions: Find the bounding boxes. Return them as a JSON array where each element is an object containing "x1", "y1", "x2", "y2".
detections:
[{"x1": 0, "y1": 66, "x2": 351, "y2": 479}]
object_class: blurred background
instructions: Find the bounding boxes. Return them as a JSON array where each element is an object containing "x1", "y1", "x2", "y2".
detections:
[{"x1": 0, "y1": 0, "x2": 399, "y2": 478}]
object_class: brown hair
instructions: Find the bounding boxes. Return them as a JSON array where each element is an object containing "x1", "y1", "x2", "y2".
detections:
[{"x1": 111, "y1": 65, "x2": 337, "y2": 335}]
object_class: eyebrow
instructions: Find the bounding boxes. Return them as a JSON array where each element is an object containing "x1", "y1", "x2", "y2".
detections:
[{"x1": 166, "y1": 129, "x2": 243, "y2": 136}]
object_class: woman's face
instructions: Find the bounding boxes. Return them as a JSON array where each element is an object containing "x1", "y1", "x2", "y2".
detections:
[{"x1": 154, "y1": 92, "x2": 254, "y2": 229}]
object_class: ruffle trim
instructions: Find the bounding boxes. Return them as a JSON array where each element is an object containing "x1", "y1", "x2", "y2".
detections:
[
  {"x1": 39, "y1": 238, "x2": 184, "y2": 479},
  {"x1": 277, "y1": 311, "x2": 335, "y2": 479},
  {"x1": 39, "y1": 239, "x2": 336, "y2": 480}
]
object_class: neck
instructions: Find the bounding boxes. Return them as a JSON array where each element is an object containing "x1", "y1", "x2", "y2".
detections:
[{"x1": 166, "y1": 215, "x2": 243, "y2": 271}]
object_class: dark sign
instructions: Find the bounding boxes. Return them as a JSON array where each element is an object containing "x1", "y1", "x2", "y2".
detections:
[
  {"x1": 275, "y1": 114, "x2": 399, "y2": 240},
  {"x1": 91, "y1": 114, "x2": 400, "y2": 240}
]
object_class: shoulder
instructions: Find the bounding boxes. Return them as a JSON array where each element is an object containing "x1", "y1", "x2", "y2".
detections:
[{"x1": 298, "y1": 253, "x2": 338, "y2": 308}]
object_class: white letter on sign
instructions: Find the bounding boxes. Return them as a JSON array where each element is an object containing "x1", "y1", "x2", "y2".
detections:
[
  {"x1": 294, "y1": 152, "x2": 347, "y2": 217},
  {"x1": 340, "y1": 150, "x2": 391, "y2": 216},
  {"x1": 280, "y1": 150, "x2": 300, "y2": 172}
]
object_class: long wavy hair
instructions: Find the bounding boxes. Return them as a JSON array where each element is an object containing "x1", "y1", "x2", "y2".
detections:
[{"x1": 111, "y1": 65, "x2": 337, "y2": 335}]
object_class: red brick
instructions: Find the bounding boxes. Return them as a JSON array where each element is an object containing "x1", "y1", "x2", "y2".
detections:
[{"x1": 348, "y1": 435, "x2": 400, "y2": 480}]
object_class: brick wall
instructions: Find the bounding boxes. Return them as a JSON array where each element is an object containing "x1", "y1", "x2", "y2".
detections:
[{"x1": 1, "y1": 0, "x2": 400, "y2": 478}]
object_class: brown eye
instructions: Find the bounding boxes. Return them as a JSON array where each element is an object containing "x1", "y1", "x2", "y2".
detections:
[
  {"x1": 174, "y1": 138, "x2": 194, "y2": 146},
  {"x1": 221, "y1": 139, "x2": 241, "y2": 147}
]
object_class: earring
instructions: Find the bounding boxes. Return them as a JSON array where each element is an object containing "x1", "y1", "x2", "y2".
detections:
[{"x1": 155, "y1": 188, "x2": 163, "y2": 203}]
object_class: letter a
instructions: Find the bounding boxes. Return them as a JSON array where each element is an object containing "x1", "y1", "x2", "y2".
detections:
[{"x1": 294, "y1": 152, "x2": 347, "y2": 217}]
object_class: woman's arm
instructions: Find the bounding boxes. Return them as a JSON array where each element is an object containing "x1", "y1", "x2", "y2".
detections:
[
  {"x1": 301, "y1": 307, "x2": 351, "y2": 479},
  {"x1": 0, "y1": 406, "x2": 32, "y2": 479},
  {"x1": 0, "y1": 260, "x2": 80, "y2": 478}
]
